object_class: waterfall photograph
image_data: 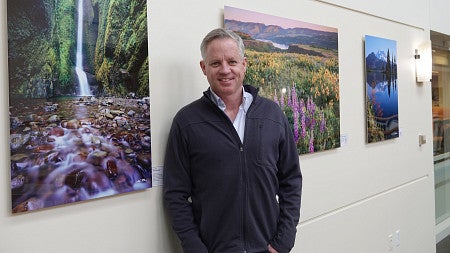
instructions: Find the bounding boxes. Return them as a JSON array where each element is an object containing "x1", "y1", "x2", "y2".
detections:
[{"x1": 7, "y1": 0, "x2": 150, "y2": 213}]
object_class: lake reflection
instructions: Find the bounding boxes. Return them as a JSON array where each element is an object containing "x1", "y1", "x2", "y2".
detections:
[{"x1": 366, "y1": 72, "x2": 399, "y2": 140}]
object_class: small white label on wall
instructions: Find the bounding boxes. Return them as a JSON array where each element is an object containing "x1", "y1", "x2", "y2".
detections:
[
  {"x1": 340, "y1": 133, "x2": 348, "y2": 147},
  {"x1": 152, "y1": 166, "x2": 164, "y2": 187}
]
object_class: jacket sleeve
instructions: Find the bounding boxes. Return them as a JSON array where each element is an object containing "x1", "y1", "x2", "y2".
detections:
[
  {"x1": 270, "y1": 115, "x2": 302, "y2": 253},
  {"x1": 163, "y1": 118, "x2": 208, "y2": 253}
]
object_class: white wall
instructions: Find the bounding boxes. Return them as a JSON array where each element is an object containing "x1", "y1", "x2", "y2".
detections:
[
  {"x1": 430, "y1": 0, "x2": 450, "y2": 35},
  {"x1": 0, "y1": 0, "x2": 438, "y2": 253}
]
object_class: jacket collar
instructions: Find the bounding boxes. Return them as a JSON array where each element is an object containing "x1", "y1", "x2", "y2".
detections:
[{"x1": 203, "y1": 84, "x2": 259, "y2": 103}]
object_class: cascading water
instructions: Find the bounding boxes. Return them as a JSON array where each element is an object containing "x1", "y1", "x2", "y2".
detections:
[{"x1": 75, "y1": 0, "x2": 92, "y2": 96}]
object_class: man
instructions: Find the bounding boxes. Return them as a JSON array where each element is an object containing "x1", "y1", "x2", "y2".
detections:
[{"x1": 164, "y1": 28, "x2": 302, "y2": 253}]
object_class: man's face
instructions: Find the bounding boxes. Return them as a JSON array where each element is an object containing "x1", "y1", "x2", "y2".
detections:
[{"x1": 200, "y1": 38, "x2": 247, "y2": 99}]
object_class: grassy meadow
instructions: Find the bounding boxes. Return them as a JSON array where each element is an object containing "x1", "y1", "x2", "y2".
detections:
[{"x1": 244, "y1": 48, "x2": 340, "y2": 154}]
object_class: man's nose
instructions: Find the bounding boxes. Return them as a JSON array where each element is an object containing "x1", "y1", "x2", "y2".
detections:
[{"x1": 219, "y1": 62, "x2": 231, "y2": 73}]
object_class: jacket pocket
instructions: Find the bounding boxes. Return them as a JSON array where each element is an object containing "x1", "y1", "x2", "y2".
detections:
[{"x1": 255, "y1": 121, "x2": 280, "y2": 170}]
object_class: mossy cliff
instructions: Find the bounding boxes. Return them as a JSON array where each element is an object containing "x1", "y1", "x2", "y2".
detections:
[{"x1": 7, "y1": 0, "x2": 149, "y2": 98}]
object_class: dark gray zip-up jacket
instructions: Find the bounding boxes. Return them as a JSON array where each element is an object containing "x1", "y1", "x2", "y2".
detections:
[{"x1": 164, "y1": 85, "x2": 302, "y2": 253}]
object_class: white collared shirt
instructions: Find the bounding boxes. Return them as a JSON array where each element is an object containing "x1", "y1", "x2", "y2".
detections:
[{"x1": 210, "y1": 88, "x2": 253, "y2": 143}]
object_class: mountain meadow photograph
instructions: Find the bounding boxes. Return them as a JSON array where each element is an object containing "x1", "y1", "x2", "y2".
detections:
[
  {"x1": 364, "y1": 35, "x2": 398, "y2": 143},
  {"x1": 224, "y1": 6, "x2": 340, "y2": 155},
  {"x1": 7, "y1": 0, "x2": 151, "y2": 213}
]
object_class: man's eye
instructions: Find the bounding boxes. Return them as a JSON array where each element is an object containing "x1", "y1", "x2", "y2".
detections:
[
  {"x1": 210, "y1": 62, "x2": 220, "y2": 67},
  {"x1": 229, "y1": 61, "x2": 238, "y2": 65}
]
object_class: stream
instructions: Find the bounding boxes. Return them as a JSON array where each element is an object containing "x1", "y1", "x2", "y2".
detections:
[{"x1": 10, "y1": 96, "x2": 151, "y2": 213}]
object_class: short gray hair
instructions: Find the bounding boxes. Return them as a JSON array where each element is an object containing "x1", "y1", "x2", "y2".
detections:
[{"x1": 200, "y1": 28, "x2": 245, "y2": 60}]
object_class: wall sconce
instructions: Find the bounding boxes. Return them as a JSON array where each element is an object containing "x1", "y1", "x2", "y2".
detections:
[{"x1": 414, "y1": 40, "x2": 432, "y2": 83}]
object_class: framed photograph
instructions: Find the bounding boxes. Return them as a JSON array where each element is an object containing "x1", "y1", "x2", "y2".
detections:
[
  {"x1": 224, "y1": 6, "x2": 340, "y2": 154},
  {"x1": 364, "y1": 35, "x2": 399, "y2": 143},
  {"x1": 8, "y1": 0, "x2": 151, "y2": 213}
]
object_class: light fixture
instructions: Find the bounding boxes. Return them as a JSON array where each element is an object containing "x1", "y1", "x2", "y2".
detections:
[{"x1": 414, "y1": 40, "x2": 432, "y2": 83}]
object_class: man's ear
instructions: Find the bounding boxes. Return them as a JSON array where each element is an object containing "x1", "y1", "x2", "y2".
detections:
[{"x1": 200, "y1": 60, "x2": 207, "y2": 75}]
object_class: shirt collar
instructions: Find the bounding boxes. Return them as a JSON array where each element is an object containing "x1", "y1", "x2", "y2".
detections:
[{"x1": 210, "y1": 87, "x2": 253, "y2": 112}]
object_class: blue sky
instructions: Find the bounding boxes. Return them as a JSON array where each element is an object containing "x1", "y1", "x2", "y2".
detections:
[{"x1": 365, "y1": 35, "x2": 397, "y2": 57}]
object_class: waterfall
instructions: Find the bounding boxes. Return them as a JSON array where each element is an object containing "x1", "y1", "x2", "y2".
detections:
[{"x1": 75, "y1": 0, "x2": 92, "y2": 96}]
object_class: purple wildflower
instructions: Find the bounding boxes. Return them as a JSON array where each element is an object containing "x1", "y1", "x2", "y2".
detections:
[
  {"x1": 300, "y1": 100, "x2": 306, "y2": 138},
  {"x1": 290, "y1": 85, "x2": 300, "y2": 143},
  {"x1": 309, "y1": 130, "x2": 314, "y2": 153},
  {"x1": 287, "y1": 90, "x2": 291, "y2": 107},
  {"x1": 307, "y1": 97, "x2": 316, "y2": 116},
  {"x1": 320, "y1": 111, "x2": 326, "y2": 133},
  {"x1": 306, "y1": 97, "x2": 316, "y2": 128},
  {"x1": 293, "y1": 110, "x2": 299, "y2": 142},
  {"x1": 291, "y1": 85, "x2": 298, "y2": 109},
  {"x1": 273, "y1": 90, "x2": 279, "y2": 106}
]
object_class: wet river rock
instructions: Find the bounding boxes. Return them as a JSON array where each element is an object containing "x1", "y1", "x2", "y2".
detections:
[{"x1": 9, "y1": 96, "x2": 151, "y2": 213}]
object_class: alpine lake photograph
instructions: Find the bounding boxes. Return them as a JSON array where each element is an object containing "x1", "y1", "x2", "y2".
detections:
[{"x1": 364, "y1": 35, "x2": 399, "y2": 143}]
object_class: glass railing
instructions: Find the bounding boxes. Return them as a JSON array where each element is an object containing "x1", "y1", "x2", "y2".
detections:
[
  {"x1": 432, "y1": 31, "x2": 450, "y2": 231},
  {"x1": 435, "y1": 152, "x2": 450, "y2": 224}
]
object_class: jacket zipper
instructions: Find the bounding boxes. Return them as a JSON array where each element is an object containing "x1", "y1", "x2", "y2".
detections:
[
  {"x1": 241, "y1": 94, "x2": 254, "y2": 252},
  {"x1": 205, "y1": 88, "x2": 256, "y2": 251},
  {"x1": 241, "y1": 102, "x2": 253, "y2": 252},
  {"x1": 240, "y1": 143, "x2": 247, "y2": 251}
]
